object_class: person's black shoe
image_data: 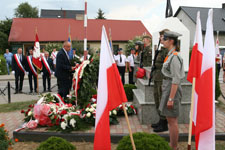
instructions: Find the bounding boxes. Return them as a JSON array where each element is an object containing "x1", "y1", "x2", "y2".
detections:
[
  {"x1": 153, "y1": 120, "x2": 168, "y2": 132},
  {"x1": 14, "y1": 91, "x2": 18, "y2": 94},
  {"x1": 48, "y1": 89, "x2": 52, "y2": 92},
  {"x1": 19, "y1": 90, "x2": 23, "y2": 93},
  {"x1": 151, "y1": 120, "x2": 161, "y2": 128},
  {"x1": 43, "y1": 90, "x2": 46, "y2": 93},
  {"x1": 29, "y1": 91, "x2": 33, "y2": 94}
]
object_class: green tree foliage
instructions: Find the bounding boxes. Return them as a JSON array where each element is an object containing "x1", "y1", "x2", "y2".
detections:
[
  {"x1": 96, "y1": 8, "x2": 106, "y2": 20},
  {"x1": 0, "y1": 18, "x2": 12, "y2": 53},
  {"x1": 0, "y1": 55, "x2": 7, "y2": 75},
  {"x1": 14, "y1": 2, "x2": 39, "y2": 18}
]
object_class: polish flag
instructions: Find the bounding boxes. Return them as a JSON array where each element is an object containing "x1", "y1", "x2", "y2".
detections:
[
  {"x1": 94, "y1": 26, "x2": 127, "y2": 150},
  {"x1": 33, "y1": 33, "x2": 42, "y2": 70},
  {"x1": 188, "y1": 9, "x2": 215, "y2": 150},
  {"x1": 215, "y1": 32, "x2": 220, "y2": 63}
]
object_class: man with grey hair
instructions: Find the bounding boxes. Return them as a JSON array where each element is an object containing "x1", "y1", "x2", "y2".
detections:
[{"x1": 55, "y1": 41, "x2": 75, "y2": 98}]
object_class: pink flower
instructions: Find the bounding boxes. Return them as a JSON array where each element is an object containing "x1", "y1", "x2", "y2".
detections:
[
  {"x1": 26, "y1": 120, "x2": 38, "y2": 129},
  {"x1": 40, "y1": 105, "x2": 51, "y2": 116}
]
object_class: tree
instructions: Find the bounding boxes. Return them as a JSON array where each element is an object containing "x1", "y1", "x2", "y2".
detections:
[
  {"x1": 0, "y1": 18, "x2": 12, "y2": 53},
  {"x1": 14, "y1": 2, "x2": 39, "y2": 18},
  {"x1": 96, "y1": 8, "x2": 106, "y2": 20}
]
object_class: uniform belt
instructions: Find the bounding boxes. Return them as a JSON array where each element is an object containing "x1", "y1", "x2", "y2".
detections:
[{"x1": 163, "y1": 76, "x2": 172, "y2": 80}]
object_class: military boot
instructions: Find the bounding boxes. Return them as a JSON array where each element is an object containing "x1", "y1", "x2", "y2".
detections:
[
  {"x1": 151, "y1": 119, "x2": 161, "y2": 128},
  {"x1": 153, "y1": 119, "x2": 168, "y2": 132}
]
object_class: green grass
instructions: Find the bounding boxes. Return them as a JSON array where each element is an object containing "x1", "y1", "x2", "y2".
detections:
[{"x1": 0, "y1": 100, "x2": 37, "y2": 113}]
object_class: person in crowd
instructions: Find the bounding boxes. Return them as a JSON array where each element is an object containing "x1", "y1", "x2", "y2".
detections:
[
  {"x1": 142, "y1": 35, "x2": 152, "y2": 67},
  {"x1": 51, "y1": 48, "x2": 58, "y2": 69},
  {"x1": 55, "y1": 41, "x2": 75, "y2": 98},
  {"x1": 159, "y1": 31, "x2": 185, "y2": 150},
  {"x1": 26, "y1": 49, "x2": 37, "y2": 93},
  {"x1": 126, "y1": 48, "x2": 136, "y2": 84},
  {"x1": 4, "y1": 49, "x2": 13, "y2": 75},
  {"x1": 80, "y1": 50, "x2": 90, "y2": 62},
  {"x1": 115, "y1": 48, "x2": 127, "y2": 85},
  {"x1": 151, "y1": 29, "x2": 169, "y2": 132},
  {"x1": 41, "y1": 51, "x2": 54, "y2": 92},
  {"x1": 11, "y1": 48, "x2": 27, "y2": 94}
]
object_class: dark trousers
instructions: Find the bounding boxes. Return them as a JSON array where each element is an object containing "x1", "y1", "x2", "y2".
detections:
[
  {"x1": 43, "y1": 74, "x2": 51, "y2": 91},
  {"x1": 129, "y1": 66, "x2": 134, "y2": 84},
  {"x1": 28, "y1": 73, "x2": 37, "y2": 92},
  {"x1": 15, "y1": 72, "x2": 24, "y2": 92},
  {"x1": 58, "y1": 78, "x2": 72, "y2": 99},
  {"x1": 118, "y1": 66, "x2": 126, "y2": 85}
]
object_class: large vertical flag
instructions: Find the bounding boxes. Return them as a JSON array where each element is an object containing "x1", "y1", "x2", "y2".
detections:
[
  {"x1": 68, "y1": 25, "x2": 73, "y2": 60},
  {"x1": 188, "y1": 9, "x2": 215, "y2": 150},
  {"x1": 94, "y1": 26, "x2": 127, "y2": 150},
  {"x1": 33, "y1": 33, "x2": 42, "y2": 70}
]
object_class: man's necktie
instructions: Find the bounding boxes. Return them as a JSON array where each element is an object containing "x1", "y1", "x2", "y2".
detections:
[
  {"x1": 120, "y1": 55, "x2": 122, "y2": 63},
  {"x1": 132, "y1": 54, "x2": 134, "y2": 61},
  {"x1": 20, "y1": 55, "x2": 22, "y2": 62}
]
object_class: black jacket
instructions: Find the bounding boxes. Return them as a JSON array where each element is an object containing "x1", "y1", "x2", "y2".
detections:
[
  {"x1": 25, "y1": 55, "x2": 37, "y2": 75},
  {"x1": 55, "y1": 49, "x2": 72, "y2": 80},
  {"x1": 42, "y1": 57, "x2": 54, "y2": 76},
  {"x1": 12, "y1": 54, "x2": 27, "y2": 74}
]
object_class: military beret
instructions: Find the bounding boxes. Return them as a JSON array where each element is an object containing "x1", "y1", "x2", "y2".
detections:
[
  {"x1": 135, "y1": 41, "x2": 144, "y2": 45},
  {"x1": 159, "y1": 29, "x2": 170, "y2": 35},
  {"x1": 164, "y1": 31, "x2": 182, "y2": 38},
  {"x1": 130, "y1": 48, "x2": 135, "y2": 51}
]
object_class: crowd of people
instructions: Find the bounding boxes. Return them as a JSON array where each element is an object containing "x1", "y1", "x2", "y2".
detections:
[{"x1": 3, "y1": 29, "x2": 223, "y2": 150}]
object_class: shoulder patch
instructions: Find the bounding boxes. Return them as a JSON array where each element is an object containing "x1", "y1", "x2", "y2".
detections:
[{"x1": 173, "y1": 52, "x2": 178, "y2": 56}]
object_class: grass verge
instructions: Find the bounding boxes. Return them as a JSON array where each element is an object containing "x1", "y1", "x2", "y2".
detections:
[{"x1": 0, "y1": 100, "x2": 37, "y2": 113}]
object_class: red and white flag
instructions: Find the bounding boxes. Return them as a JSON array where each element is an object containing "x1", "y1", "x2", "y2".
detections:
[
  {"x1": 94, "y1": 26, "x2": 127, "y2": 150},
  {"x1": 188, "y1": 9, "x2": 215, "y2": 150},
  {"x1": 215, "y1": 32, "x2": 220, "y2": 63},
  {"x1": 33, "y1": 33, "x2": 42, "y2": 70}
]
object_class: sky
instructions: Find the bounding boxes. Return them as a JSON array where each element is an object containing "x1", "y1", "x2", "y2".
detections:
[{"x1": 0, "y1": 0, "x2": 224, "y2": 33}]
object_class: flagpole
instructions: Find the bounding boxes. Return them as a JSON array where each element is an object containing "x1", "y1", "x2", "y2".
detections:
[
  {"x1": 35, "y1": 27, "x2": 39, "y2": 94},
  {"x1": 122, "y1": 103, "x2": 136, "y2": 150},
  {"x1": 187, "y1": 77, "x2": 196, "y2": 150},
  {"x1": 84, "y1": 0, "x2": 87, "y2": 51}
]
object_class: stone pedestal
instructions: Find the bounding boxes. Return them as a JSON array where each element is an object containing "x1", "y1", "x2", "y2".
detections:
[{"x1": 133, "y1": 67, "x2": 192, "y2": 124}]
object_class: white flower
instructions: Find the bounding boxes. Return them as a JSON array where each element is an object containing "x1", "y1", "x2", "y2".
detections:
[
  {"x1": 86, "y1": 112, "x2": 91, "y2": 117},
  {"x1": 92, "y1": 104, "x2": 97, "y2": 108},
  {"x1": 89, "y1": 108, "x2": 95, "y2": 113},
  {"x1": 113, "y1": 110, "x2": 117, "y2": 115},
  {"x1": 62, "y1": 114, "x2": 69, "y2": 121},
  {"x1": 85, "y1": 108, "x2": 89, "y2": 112},
  {"x1": 28, "y1": 111, "x2": 33, "y2": 116},
  {"x1": 50, "y1": 115, "x2": 55, "y2": 120},
  {"x1": 69, "y1": 118, "x2": 76, "y2": 128},
  {"x1": 109, "y1": 111, "x2": 112, "y2": 116},
  {"x1": 61, "y1": 122, "x2": 67, "y2": 130}
]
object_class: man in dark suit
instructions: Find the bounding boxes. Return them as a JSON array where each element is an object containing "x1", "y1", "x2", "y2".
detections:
[
  {"x1": 55, "y1": 41, "x2": 75, "y2": 99},
  {"x1": 26, "y1": 49, "x2": 37, "y2": 93},
  {"x1": 12, "y1": 48, "x2": 27, "y2": 94},
  {"x1": 42, "y1": 51, "x2": 54, "y2": 92}
]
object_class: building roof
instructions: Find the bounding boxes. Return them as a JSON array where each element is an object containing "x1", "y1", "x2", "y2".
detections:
[
  {"x1": 41, "y1": 9, "x2": 84, "y2": 19},
  {"x1": 8, "y1": 18, "x2": 151, "y2": 42},
  {"x1": 174, "y1": 6, "x2": 225, "y2": 32}
]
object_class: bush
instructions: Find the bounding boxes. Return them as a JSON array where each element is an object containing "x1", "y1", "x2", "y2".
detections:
[
  {"x1": 117, "y1": 132, "x2": 171, "y2": 150},
  {"x1": 0, "y1": 124, "x2": 13, "y2": 150},
  {"x1": 0, "y1": 55, "x2": 7, "y2": 75},
  {"x1": 37, "y1": 136, "x2": 76, "y2": 150},
  {"x1": 124, "y1": 84, "x2": 137, "y2": 101}
]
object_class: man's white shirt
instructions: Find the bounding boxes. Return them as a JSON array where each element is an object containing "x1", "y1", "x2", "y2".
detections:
[
  {"x1": 114, "y1": 54, "x2": 127, "y2": 66},
  {"x1": 126, "y1": 54, "x2": 136, "y2": 67}
]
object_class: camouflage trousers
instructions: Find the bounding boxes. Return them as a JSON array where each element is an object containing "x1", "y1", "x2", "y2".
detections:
[{"x1": 153, "y1": 80, "x2": 166, "y2": 120}]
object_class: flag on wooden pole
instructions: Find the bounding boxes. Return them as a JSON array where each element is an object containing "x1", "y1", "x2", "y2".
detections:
[
  {"x1": 188, "y1": 9, "x2": 215, "y2": 150},
  {"x1": 94, "y1": 26, "x2": 128, "y2": 150}
]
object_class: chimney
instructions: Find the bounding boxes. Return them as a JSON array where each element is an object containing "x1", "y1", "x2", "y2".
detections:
[{"x1": 223, "y1": 3, "x2": 225, "y2": 9}]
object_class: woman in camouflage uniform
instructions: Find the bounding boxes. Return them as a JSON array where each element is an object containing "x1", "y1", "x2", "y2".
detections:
[{"x1": 159, "y1": 31, "x2": 185, "y2": 150}]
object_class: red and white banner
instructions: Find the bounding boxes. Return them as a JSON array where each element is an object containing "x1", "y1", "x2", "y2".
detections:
[
  {"x1": 33, "y1": 33, "x2": 42, "y2": 70},
  {"x1": 41, "y1": 56, "x2": 51, "y2": 76},
  {"x1": 94, "y1": 26, "x2": 127, "y2": 150},
  {"x1": 53, "y1": 94, "x2": 66, "y2": 105},
  {"x1": 187, "y1": 10, "x2": 215, "y2": 150},
  {"x1": 14, "y1": 54, "x2": 26, "y2": 74},
  {"x1": 27, "y1": 56, "x2": 37, "y2": 77}
]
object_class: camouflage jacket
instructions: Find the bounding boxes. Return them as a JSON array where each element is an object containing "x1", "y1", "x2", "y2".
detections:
[
  {"x1": 152, "y1": 47, "x2": 168, "y2": 81},
  {"x1": 141, "y1": 45, "x2": 152, "y2": 67}
]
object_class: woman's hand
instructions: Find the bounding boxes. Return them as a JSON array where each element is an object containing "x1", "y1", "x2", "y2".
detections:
[{"x1": 167, "y1": 100, "x2": 174, "y2": 109}]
